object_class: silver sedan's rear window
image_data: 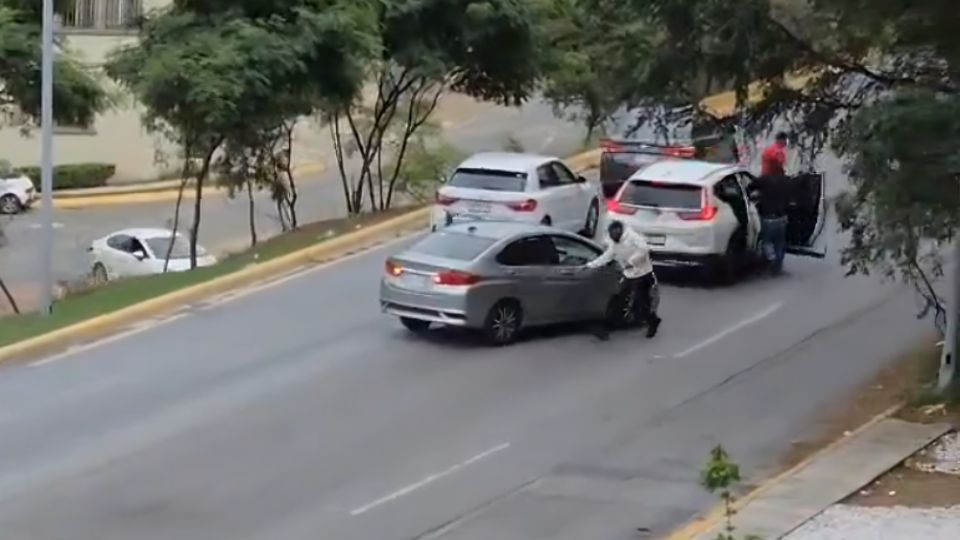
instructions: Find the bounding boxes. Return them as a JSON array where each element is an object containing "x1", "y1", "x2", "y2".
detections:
[{"x1": 411, "y1": 232, "x2": 497, "y2": 261}]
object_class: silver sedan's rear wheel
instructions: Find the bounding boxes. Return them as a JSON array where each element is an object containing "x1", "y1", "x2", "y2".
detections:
[{"x1": 483, "y1": 300, "x2": 523, "y2": 346}]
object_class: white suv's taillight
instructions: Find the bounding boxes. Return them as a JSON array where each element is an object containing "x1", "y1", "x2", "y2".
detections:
[
  {"x1": 505, "y1": 199, "x2": 537, "y2": 212},
  {"x1": 677, "y1": 189, "x2": 717, "y2": 221}
]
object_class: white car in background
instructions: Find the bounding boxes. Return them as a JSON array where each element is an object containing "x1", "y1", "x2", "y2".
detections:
[
  {"x1": 88, "y1": 228, "x2": 218, "y2": 283},
  {"x1": 0, "y1": 167, "x2": 38, "y2": 215},
  {"x1": 606, "y1": 159, "x2": 825, "y2": 282},
  {"x1": 431, "y1": 152, "x2": 604, "y2": 238}
]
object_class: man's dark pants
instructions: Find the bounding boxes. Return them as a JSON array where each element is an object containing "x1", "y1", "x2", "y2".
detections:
[
  {"x1": 759, "y1": 216, "x2": 788, "y2": 273},
  {"x1": 593, "y1": 273, "x2": 660, "y2": 339}
]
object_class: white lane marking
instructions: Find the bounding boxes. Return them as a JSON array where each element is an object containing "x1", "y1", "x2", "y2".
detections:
[
  {"x1": 673, "y1": 302, "x2": 784, "y2": 358},
  {"x1": 22, "y1": 232, "x2": 421, "y2": 366},
  {"x1": 28, "y1": 312, "x2": 190, "y2": 367},
  {"x1": 349, "y1": 442, "x2": 511, "y2": 517}
]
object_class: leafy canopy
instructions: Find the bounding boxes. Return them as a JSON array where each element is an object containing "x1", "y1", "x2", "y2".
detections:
[
  {"x1": 106, "y1": 1, "x2": 377, "y2": 148},
  {"x1": 0, "y1": 1, "x2": 108, "y2": 128}
]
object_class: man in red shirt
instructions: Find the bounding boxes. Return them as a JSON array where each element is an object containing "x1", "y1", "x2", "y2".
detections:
[{"x1": 760, "y1": 132, "x2": 789, "y2": 176}]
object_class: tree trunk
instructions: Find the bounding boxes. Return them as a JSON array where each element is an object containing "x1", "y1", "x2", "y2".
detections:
[
  {"x1": 246, "y1": 179, "x2": 258, "y2": 247},
  {"x1": 0, "y1": 275, "x2": 19, "y2": 315},
  {"x1": 283, "y1": 123, "x2": 299, "y2": 229},
  {"x1": 164, "y1": 143, "x2": 194, "y2": 273}
]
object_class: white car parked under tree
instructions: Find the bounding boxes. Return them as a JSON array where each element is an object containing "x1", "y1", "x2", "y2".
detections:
[
  {"x1": 431, "y1": 152, "x2": 605, "y2": 238},
  {"x1": 0, "y1": 162, "x2": 38, "y2": 215},
  {"x1": 88, "y1": 228, "x2": 217, "y2": 283}
]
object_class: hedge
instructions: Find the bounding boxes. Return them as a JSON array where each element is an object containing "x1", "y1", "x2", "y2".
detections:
[{"x1": 16, "y1": 163, "x2": 116, "y2": 191}]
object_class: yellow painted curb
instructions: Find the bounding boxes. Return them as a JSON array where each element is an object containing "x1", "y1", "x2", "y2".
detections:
[
  {"x1": 51, "y1": 160, "x2": 328, "y2": 209},
  {"x1": 1, "y1": 149, "x2": 601, "y2": 364},
  {"x1": 0, "y1": 208, "x2": 430, "y2": 365},
  {"x1": 660, "y1": 402, "x2": 905, "y2": 540}
]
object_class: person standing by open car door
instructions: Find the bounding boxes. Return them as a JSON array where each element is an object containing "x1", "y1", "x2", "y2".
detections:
[
  {"x1": 751, "y1": 132, "x2": 792, "y2": 274},
  {"x1": 586, "y1": 221, "x2": 662, "y2": 339}
]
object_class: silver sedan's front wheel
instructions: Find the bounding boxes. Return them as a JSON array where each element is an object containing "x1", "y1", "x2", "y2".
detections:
[{"x1": 483, "y1": 300, "x2": 523, "y2": 346}]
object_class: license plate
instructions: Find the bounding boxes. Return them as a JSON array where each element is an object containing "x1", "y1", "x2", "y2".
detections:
[
  {"x1": 645, "y1": 234, "x2": 666, "y2": 246},
  {"x1": 466, "y1": 201, "x2": 492, "y2": 214},
  {"x1": 399, "y1": 273, "x2": 431, "y2": 290}
]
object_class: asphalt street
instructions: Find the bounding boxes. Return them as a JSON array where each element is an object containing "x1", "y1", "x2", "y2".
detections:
[
  {"x1": 0, "y1": 97, "x2": 585, "y2": 304},
  {"x1": 0, "y1": 200, "x2": 934, "y2": 539}
]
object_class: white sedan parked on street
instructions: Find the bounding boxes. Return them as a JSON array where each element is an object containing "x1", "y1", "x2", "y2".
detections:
[
  {"x1": 0, "y1": 167, "x2": 38, "y2": 215},
  {"x1": 88, "y1": 228, "x2": 218, "y2": 283},
  {"x1": 431, "y1": 152, "x2": 604, "y2": 238}
]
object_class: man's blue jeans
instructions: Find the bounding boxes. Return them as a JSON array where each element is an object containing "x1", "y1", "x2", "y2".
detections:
[{"x1": 760, "y1": 216, "x2": 788, "y2": 272}]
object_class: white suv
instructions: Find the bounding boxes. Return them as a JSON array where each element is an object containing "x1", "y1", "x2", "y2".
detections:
[
  {"x1": 431, "y1": 152, "x2": 604, "y2": 238},
  {"x1": 606, "y1": 159, "x2": 824, "y2": 282}
]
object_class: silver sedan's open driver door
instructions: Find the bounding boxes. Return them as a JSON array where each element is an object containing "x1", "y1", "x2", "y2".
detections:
[{"x1": 786, "y1": 172, "x2": 826, "y2": 258}]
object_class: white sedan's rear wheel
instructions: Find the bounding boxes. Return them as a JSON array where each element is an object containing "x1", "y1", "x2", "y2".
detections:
[{"x1": 92, "y1": 263, "x2": 109, "y2": 285}]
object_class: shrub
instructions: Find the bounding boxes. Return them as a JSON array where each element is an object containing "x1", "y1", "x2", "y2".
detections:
[{"x1": 16, "y1": 163, "x2": 116, "y2": 191}]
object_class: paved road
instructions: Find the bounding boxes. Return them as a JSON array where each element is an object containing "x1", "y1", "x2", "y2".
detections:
[
  {"x1": 0, "y1": 97, "x2": 585, "y2": 305},
  {"x1": 0, "y1": 201, "x2": 933, "y2": 539}
]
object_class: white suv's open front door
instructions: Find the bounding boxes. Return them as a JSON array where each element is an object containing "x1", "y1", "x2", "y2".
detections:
[{"x1": 786, "y1": 172, "x2": 826, "y2": 258}]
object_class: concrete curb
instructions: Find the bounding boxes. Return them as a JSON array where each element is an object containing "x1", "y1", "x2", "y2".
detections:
[
  {"x1": 662, "y1": 402, "x2": 908, "y2": 540},
  {"x1": 1, "y1": 149, "x2": 601, "y2": 364},
  {"x1": 0, "y1": 208, "x2": 430, "y2": 365}
]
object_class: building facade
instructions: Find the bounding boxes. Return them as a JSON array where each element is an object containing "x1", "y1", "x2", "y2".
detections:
[{"x1": 0, "y1": 0, "x2": 181, "y2": 182}]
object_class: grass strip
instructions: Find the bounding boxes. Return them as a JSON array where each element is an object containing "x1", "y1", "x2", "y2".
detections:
[{"x1": 0, "y1": 207, "x2": 417, "y2": 347}]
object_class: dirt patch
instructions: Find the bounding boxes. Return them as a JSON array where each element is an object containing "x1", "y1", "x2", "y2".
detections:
[
  {"x1": 777, "y1": 337, "x2": 941, "y2": 472},
  {"x1": 846, "y1": 466, "x2": 960, "y2": 508}
]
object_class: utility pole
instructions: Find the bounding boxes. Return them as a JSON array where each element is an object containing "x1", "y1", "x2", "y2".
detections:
[
  {"x1": 39, "y1": 0, "x2": 55, "y2": 315},
  {"x1": 939, "y1": 179, "x2": 960, "y2": 392}
]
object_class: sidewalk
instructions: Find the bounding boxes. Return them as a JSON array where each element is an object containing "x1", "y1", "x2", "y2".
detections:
[{"x1": 691, "y1": 417, "x2": 952, "y2": 539}]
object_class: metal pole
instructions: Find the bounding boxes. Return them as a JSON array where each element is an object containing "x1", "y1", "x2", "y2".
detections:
[{"x1": 39, "y1": 0, "x2": 55, "y2": 315}]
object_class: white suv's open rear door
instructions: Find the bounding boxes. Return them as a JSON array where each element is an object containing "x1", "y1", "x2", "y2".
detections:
[{"x1": 786, "y1": 172, "x2": 826, "y2": 258}]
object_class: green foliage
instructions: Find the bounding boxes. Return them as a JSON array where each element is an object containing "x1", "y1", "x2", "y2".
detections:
[
  {"x1": 106, "y1": 0, "x2": 378, "y2": 265},
  {"x1": 0, "y1": 3, "x2": 109, "y2": 128},
  {"x1": 700, "y1": 445, "x2": 761, "y2": 540},
  {"x1": 537, "y1": 0, "x2": 652, "y2": 138},
  {"x1": 391, "y1": 136, "x2": 467, "y2": 204},
  {"x1": 16, "y1": 163, "x2": 116, "y2": 190},
  {"x1": 327, "y1": 0, "x2": 542, "y2": 214},
  {"x1": 834, "y1": 89, "x2": 960, "y2": 284}
]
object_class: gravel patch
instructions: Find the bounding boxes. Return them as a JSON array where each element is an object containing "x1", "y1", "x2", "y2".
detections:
[
  {"x1": 786, "y1": 504, "x2": 960, "y2": 539},
  {"x1": 911, "y1": 432, "x2": 960, "y2": 476}
]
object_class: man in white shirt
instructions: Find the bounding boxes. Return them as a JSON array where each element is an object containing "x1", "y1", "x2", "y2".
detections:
[{"x1": 587, "y1": 220, "x2": 662, "y2": 339}]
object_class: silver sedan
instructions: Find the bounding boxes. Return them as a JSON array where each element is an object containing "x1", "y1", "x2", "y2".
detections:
[{"x1": 380, "y1": 222, "x2": 630, "y2": 345}]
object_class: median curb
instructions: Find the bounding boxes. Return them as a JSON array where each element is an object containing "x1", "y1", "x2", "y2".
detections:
[{"x1": 1, "y1": 149, "x2": 601, "y2": 364}]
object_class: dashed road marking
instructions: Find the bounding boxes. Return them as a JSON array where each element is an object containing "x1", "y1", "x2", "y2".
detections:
[
  {"x1": 673, "y1": 302, "x2": 784, "y2": 358},
  {"x1": 350, "y1": 442, "x2": 511, "y2": 517}
]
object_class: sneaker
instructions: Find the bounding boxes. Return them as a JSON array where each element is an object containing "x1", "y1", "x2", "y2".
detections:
[{"x1": 645, "y1": 316, "x2": 661, "y2": 338}]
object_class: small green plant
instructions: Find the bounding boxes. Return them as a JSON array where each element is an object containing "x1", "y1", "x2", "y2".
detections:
[{"x1": 700, "y1": 445, "x2": 762, "y2": 540}]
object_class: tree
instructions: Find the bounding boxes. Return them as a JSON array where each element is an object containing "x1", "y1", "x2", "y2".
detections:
[
  {"x1": 106, "y1": 1, "x2": 376, "y2": 267},
  {"x1": 328, "y1": 0, "x2": 541, "y2": 214},
  {"x1": 537, "y1": 0, "x2": 652, "y2": 141},
  {"x1": 0, "y1": 1, "x2": 108, "y2": 130}
]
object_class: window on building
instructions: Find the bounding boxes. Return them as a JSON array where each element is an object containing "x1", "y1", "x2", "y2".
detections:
[{"x1": 63, "y1": 0, "x2": 142, "y2": 31}]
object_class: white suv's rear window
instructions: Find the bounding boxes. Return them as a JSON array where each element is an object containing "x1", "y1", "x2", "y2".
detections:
[
  {"x1": 620, "y1": 180, "x2": 701, "y2": 209},
  {"x1": 448, "y1": 168, "x2": 527, "y2": 192}
]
